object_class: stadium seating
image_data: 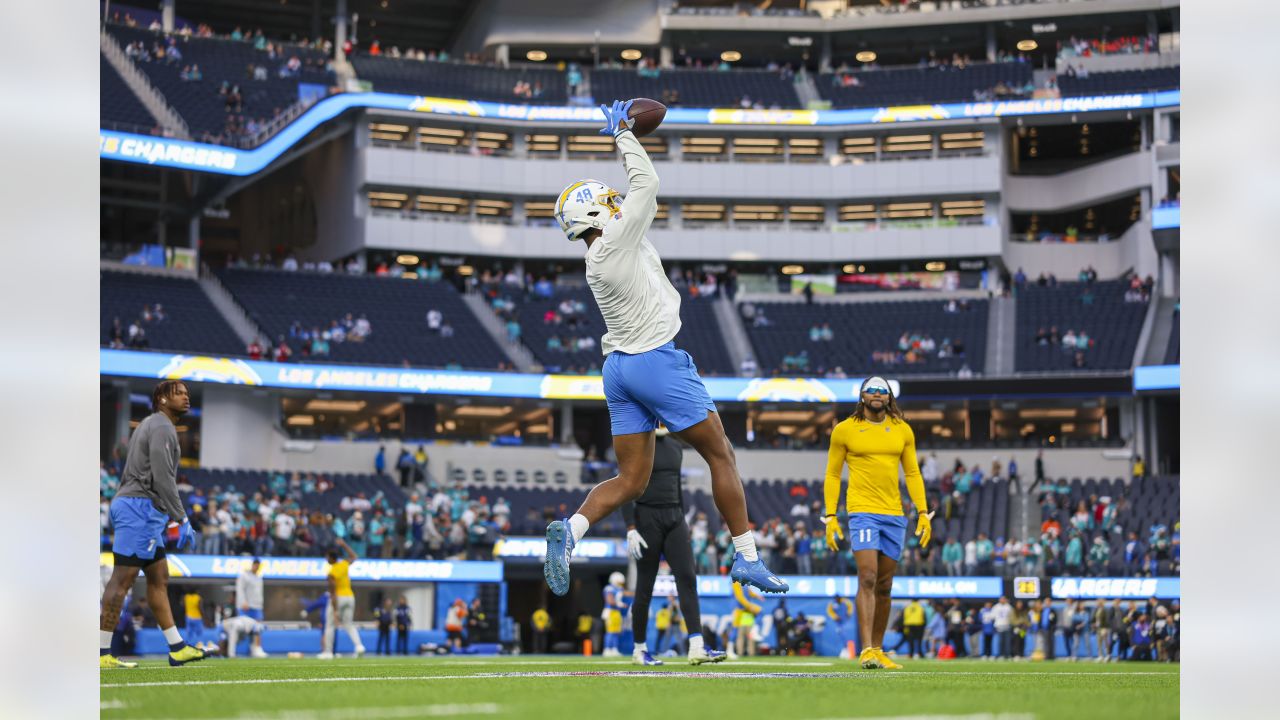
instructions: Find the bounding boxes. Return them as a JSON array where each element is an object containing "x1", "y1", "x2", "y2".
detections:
[
  {"x1": 218, "y1": 269, "x2": 511, "y2": 370},
  {"x1": 101, "y1": 270, "x2": 245, "y2": 355},
  {"x1": 182, "y1": 467, "x2": 408, "y2": 516},
  {"x1": 1164, "y1": 310, "x2": 1179, "y2": 364},
  {"x1": 494, "y1": 284, "x2": 735, "y2": 375},
  {"x1": 816, "y1": 63, "x2": 1033, "y2": 108},
  {"x1": 1038, "y1": 475, "x2": 1180, "y2": 576},
  {"x1": 675, "y1": 291, "x2": 735, "y2": 375},
  {"x1": 741, "y1": 299, "x2": 989, "y2": 376},
  {"x1": 741, "y1": 478, "x2": 1009, "y2": 545},
  {"x1": 591, "y1": 68, "x2": 801, "y2": 109},
  {"x1": 1015, "y1": 281, "x2": 1147, "y2": 371},
  {"x1": 106, "y1": 24, "x2": 334, "y2": 141},
  {"x1": 1058, "y1": 67, "x2": 1180, "y2": 97},
  {"x1": 101, "y1": 55, "x2": 155, "y2": 130},
  {"x1": 352, "y1": 55, "x2": 569, "y2": 105}
]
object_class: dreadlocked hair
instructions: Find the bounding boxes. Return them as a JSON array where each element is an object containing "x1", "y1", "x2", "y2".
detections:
[
  {"x1": 152, "y1": 379, "x2": 185, "y2": 413},
  {"x1": 851, "y1": 392, "x2": 905, "y2": 423}
]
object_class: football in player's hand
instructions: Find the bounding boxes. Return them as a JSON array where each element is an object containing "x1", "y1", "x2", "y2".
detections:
[{"x1": 627, "y1": 98, "x2": 667, "y2": 137}]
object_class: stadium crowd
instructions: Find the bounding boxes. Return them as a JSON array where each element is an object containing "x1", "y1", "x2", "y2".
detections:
[{"x1": 877, "y1": 595, "x2": 1179, "y2": 662}]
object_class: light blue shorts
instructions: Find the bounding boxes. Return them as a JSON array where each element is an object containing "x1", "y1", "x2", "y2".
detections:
[
  {"x1": 111, "y1": 496, "x2": 170, "y2": 564},
  {"x1": 602, "y1": 342, "x2": 717, "y2": 435},
  {"x1": 848, "y1": 512, "x2": 908, "y2": 562}
]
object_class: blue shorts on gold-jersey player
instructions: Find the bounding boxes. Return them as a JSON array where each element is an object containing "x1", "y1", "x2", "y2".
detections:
[
  {"x1": 543, "y1": 99, "x2": 787, "y2": 599},
  {"x1": 823, "y1": 376, "x2": 934, "y2": 670}
]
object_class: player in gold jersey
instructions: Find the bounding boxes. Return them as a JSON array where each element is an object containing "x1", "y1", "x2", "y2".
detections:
[
  {"x1": 823, "y1": 376, "x2": 934, "y2": 669},
  {"x1": 319, "y1": 538, "x2": 366, "y2": 658}
]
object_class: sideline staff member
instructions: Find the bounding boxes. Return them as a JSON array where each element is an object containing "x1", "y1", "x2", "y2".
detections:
[{"x1": 623, "y1": 427, "x2": 726, "y2": 666}]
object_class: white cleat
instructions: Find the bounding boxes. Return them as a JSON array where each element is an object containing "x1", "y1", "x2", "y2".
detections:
[
  {"x1": 688, "y1": 647, "x2": 728, "y2": 665},
  {"x1": 317, "y1": 652, "x2": 334, "y2": 659},
  {"x1": 355, "y1": 646, "x2": 367, "y2": 658},
  {"x1": 250, "y1": 647, "x2": 268, "y2": 659}
]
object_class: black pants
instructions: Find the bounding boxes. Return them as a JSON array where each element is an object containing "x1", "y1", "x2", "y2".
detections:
[
  {"x1": 532, "y1": 630, "x2": 548, "y2": 654},
  {"x1": 1115, "y1": 629, "x2": 1130, "y2": 659},
  {"x1": 982, "y1": 633, "x2": 994, "y2": 657},
  {"x1": 631, "y1": 505, "x2": 700, "y2": 646},
  {"x1": 948, "y1": 629, "x2": 967, "y2": 656},
  {"x1": 377, "y1": 627, "x2": 392, "y2": 655},
  {"x1": 906, "y1": 625, "x2": 924, "y2": 658},
  {"x1": 396, "y1": 625, "x2": 410, "y2": 654}
]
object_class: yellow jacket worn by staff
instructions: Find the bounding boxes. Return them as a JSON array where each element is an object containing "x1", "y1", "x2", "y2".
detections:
[
  {"x1": 734, "y1": 582, "x2": 762, "y2": 628},
  {"x1": 824, "y1": 416, "x2": 927, "y2": 516}
]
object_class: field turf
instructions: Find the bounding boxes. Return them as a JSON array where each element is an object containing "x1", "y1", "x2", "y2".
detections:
[{"x1": 101, "y1": 655, "x2": 1179, "y2": 719}]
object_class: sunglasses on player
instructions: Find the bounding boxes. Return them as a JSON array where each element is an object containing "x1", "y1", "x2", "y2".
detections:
[{"x1": 863, "y1": 387, "x2": 891, "y2": 396}]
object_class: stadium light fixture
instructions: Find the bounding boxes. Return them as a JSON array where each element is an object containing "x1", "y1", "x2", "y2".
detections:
[
  {"x1": 780, "y1": 264, "x2": 805, "y2": 275},
  {"x1": 925, "y1": 261, "x2": 947, "y2": 272},
  {"x1": 620, "y1": 49, "x2": 643, "y2": 61},
  {"x1": 1016, "y1": 39, "x2": 1038, "y2": 52},
  {"x1": 720, "y1": 50, "x2": 742, "y2": 62},
  {"x1": 396, "y1": 254, "x2": 419, "y2": 265},
  {"x1": 842, "y1": 264, "x2": 857, "y2": 274},
  {"x1": 526, "y1": 50, "x2": 548, "y2": 62},
  {"x1": 855, "y1": 51, "x2": 877, "y2": 63},
  {"x1": 457, "y1": 265, "x2": 475, "y2": 276}
]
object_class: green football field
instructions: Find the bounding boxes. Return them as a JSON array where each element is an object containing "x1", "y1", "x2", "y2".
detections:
[{"x1": 101, "y1": 655, "x2": 1179, "y2": 719}]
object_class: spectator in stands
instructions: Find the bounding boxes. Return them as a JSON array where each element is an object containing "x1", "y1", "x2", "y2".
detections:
[
  {"x1": 1064, "y1": 532, "x2": 1084, "y2": 575},
  {"x1": 1124, "y1": 531, "x2": 1144, "y2": 576},
  {"x1": 1089, "y1": 536, "x2": 1111, "y2": 576},
  {"x1": 272, "y1": 337, "x2": 292, "y2": 362},
  {"x1": 975, "y1": 533, "x2": 994, "y2": 574},
  {"x1": 942, "y1": 535, "x2": 962, "y2": 573},
  {"x1": 1070, "y1": 501, "x2": 1092, "y2": 533},
  {"x1": 426, "y1": 308, "x2": 443, "y2": 332}
]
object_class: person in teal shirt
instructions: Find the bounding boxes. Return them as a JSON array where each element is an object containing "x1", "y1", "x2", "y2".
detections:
[
  {"x1": 270, "y1": 472, "x2": 287, "y2": 497},
  {"x1": 369, "y1": 512, "x2": 387, "y2": 558},
  {"x1": 941, "y1": 538, "x2": 963, "y2": 576},
  {"x1": 975, "y1": 533, "x2": 995, "y2": 574},
  {"x1": 1065, "y1": 532, "x2": 1084, "y2": 575},
  {"x1": 1088, "y1": 536, "x2": 1110, "y2": 576},
  {"x1": 809, "y1": 528, "x2": 829, "y2": 574}
]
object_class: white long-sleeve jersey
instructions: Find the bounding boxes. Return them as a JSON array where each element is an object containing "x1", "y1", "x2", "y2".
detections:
[
  {"x1": 236, "y1": 569, "x2": 264, "y2": 610},
  {"x1": 584, "y1": 130, "x2": 682, "y2": 356}
]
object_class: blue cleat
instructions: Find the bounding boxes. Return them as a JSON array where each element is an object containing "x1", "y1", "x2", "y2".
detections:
[
  {"x1": 544, "y1": 519, "x2": 575, "y2": 596},
  {"x1": 688, "y1": 647, "x2": 726, "y2": 665},
  {"x1": 633, "y1": 650, "x2": 664, "y2": 666},
  {"x1": 729, "y1": 553, "x2": 789, "y2": 594}
]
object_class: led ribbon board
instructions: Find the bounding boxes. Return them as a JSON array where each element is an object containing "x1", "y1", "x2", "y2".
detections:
[{"x1": 101, "y1": 90, "x2": 1180, "y2": 176}]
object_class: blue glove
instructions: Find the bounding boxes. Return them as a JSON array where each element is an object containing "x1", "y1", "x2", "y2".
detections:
[
  {"x1": 599, "y1": 99, "x2": 635, "y2": 136},
  {"x1": 176, "y1": 518, "x2": 199, "y2": 550}
]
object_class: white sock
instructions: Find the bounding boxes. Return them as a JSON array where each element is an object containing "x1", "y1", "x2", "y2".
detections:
[
  {"x1": 100, "y1": 630, "x2": 113, "y2": 651},
  {"x1": 732, "y1": 531, "x2": 759, "y2": 562},
  {"x1": 162, "y1": 626, "x2": 183, "y2": 646},
  {"x1": 633, "y1": 642, "x2": 647, "y2": 654},
  {"x1": 688, "y1": 634, "x2": 705, "y2": 652},
  {"x1": 568, "y1": 514, "x2": 590, "y2": 544}
]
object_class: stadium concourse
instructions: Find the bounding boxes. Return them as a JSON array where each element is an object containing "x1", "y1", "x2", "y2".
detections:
[{"x1": 100, "y1": 0, "x2": 1180, "y2": 717}]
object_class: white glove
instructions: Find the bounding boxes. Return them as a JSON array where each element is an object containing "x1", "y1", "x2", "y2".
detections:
[{"x1": 627, "y1": 529, "x2": 649, "y2": 560}]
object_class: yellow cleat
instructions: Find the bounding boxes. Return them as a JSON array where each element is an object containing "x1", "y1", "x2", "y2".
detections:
[
  {"x1": 874, "y1": 648, "x2": 903, "y2": 669},
  {"x1": 100, "y1": 654, "x2": 138, "y2": 669},
  {"x1": 168, "y1": 644, "x2": 208, "y2": 666},
  {"x1": 858, "y1": 646, "x2": 884, "y2": 669}
]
